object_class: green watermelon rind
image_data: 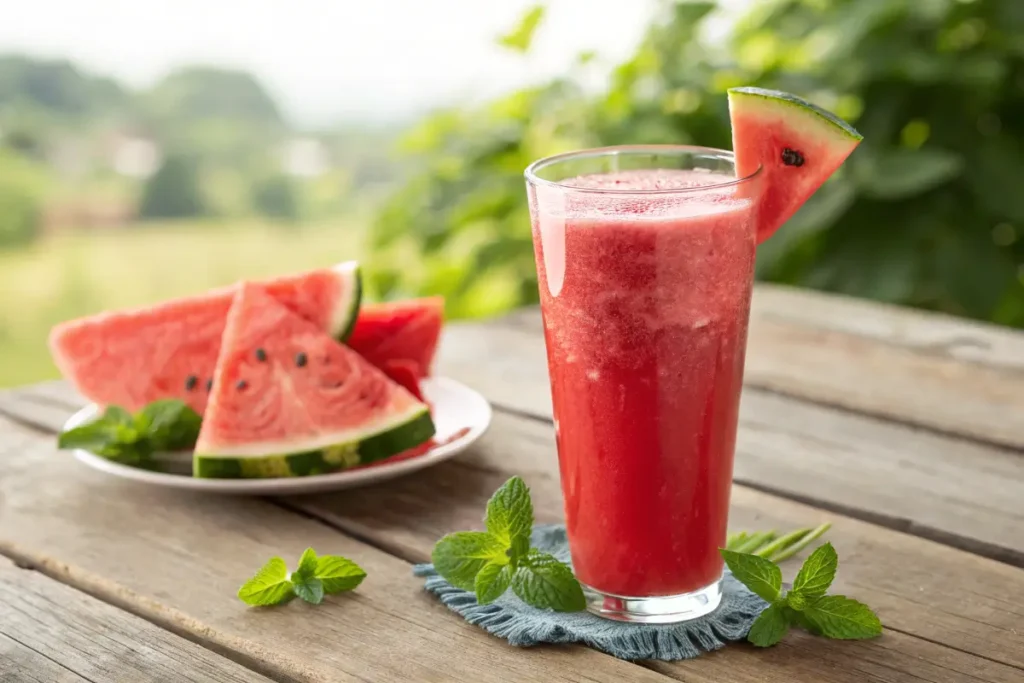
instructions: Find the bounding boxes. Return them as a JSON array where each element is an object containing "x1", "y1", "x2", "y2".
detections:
[
  {"x1": 727, "y1": 87, "x2": 863, "y2": 142},
  {"x1": 328, "y1": 261, "x2": 363, "y2": 342},
  {"x1": 192, "y1": 408, "x2": 435, "y2": 479}
]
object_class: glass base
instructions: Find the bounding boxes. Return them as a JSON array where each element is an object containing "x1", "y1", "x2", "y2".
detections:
[{"x1": 582, "y1": 578, "x2": 723, "y2": 624}]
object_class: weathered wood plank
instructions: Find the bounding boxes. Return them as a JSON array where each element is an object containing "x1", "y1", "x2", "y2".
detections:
[
  {"x1": 427, "y1": 321, "x2": 1024, "y2": 566},
  {"x1": 283, "y1": 411, "x2": 1024, "y2": 676},
  {"x1": 16, "y1": 331, "x2": 1024, "y2": 567},
  {"x1": 645, "y1": 629, "x2": 1024, "y2": 683},
  {"x1": 0, "y1": 556, "x2": 274, "y2": 683},
  {"x1": 0, "y1": 410, "x2": 675, "y2": 683},
  {"x1": 751, "y1": 285, "x2": 1024, "y2": 373},
  {"x1": 743, "y1": 314, "x2": 1024, "y2": 451},
  {"x1": 494, "y1": 286, "x2": 1024, "y2": 450},
  {"x1": 7, "y1": 386, "x2": 1023, "y2": 681},
  {"x1": 1, "y1": 633, "x2": 89, "y2": 683}
]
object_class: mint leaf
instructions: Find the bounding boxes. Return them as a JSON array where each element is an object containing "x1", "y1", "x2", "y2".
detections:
[
  {"x1": 510, "y1": 550, "x2": 585, "y2": 612},
  {"x1": 138, "y1": 399, "x2": 201, "y2": 451},
  {"x1": 315, "y1": 555, "x2": 366, "y2": 594},
  {"x1": 238, "y1": 557, "x2": 294, "y2": 606},
  {"x1": 475, "y1": 562, "x2": 513, "y2": 605},
  {"x1": 58, "y1": 421, "x2": 119, "y2": 452},
  {"x1": 485, "y1": 476, "x2": 533, "y2": 560},
  {"x1": 432, "y1": 531, "x2": 508, "y2": 591},
  {"x1": 59, "y1": 416, "x2": 151, "y2": 464},
  {"x1": 787, "y1": 590, "x2": 811, "y2": 611},
  {"x1": 791, "y1": 542, "x2": 838, "y2": 599},
  {"x1": 103, "y1": 406, "x2": 134, "y2": 426},
  {"x1": 803, "y1": 595, "x2": 882, "y2": 640},
  {"x1": 720, "y1": 549, "x2": 782, "y2": 603},
  {"x1": 58, "y1": 400, "x2": 200, "y2": 465},
  {"x1": 291, "y1": 575, "x2": 325, "y2": 605},
  {"x1": 785, "y1": 605, "x2": 824, "y2": 635},
  {"x1": 747, "y1": 603, "x2": 790, "y2": 647},
  {"x1": 294, "y1": 547, "x2": 318, "y2": 581}
]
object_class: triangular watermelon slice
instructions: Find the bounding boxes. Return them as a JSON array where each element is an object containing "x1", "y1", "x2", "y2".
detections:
[
  {"x1": 347, "y1": 296, "x2": 444, "y2": 380},
  {"x1": 728, "y1": 87, "x2": 862, "y2": 244},
  {"x1": 193, "y1": 283, "x2": 435, "y2": 479},
  {"x1": 49, "y1": 262, "x2": 361, "y2": 415}
]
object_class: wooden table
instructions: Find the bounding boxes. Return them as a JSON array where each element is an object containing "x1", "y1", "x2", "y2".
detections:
[{"x1": 1, "y1": 284, "x2": 1022, "y2": 683}]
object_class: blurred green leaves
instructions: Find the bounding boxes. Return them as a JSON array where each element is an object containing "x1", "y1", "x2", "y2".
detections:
[
  {"x1": 0, "y1": 150, "x2": 48, "y2": 247},
  {"x1": 498, "y1": 6, "x2": 546, "y2": 53},
  {"x1": 856, "y1": 148, "x2": 964, "y2": 200},
  {"x1": 370, "y1": 0, "x2": 1024, "y2": 327}
]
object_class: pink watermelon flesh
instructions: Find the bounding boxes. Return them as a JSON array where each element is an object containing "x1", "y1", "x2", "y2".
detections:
[
  {"x1": 194, "y1": 284, "x2": 432, "y2": 472},
  {"x1": 728, "y1": 87, "x2": 862, "y2": 244},
  {"x1": 49, "y1": 262, "x2": 359, "y2": 415},
  {"x1": 347, "y1": 296, "x2": 444, "y2": 380}
]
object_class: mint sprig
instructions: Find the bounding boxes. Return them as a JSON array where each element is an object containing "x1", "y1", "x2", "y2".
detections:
[
  {"x1": 719, "y1": 550, "x2": 781, "y2": 603},
  {"x1": 238, "y1": 548, "x2": 366, "y2": 607},
  {"x1": 58, "y1": 399, "x2": 201, "y2": 466},
  {"x1": 431, "y1": 531, "x2": 507, "y2": 591},
  {"x1": 511, "y1": 550, "x2": 585, "y2": 611},
  {"x1": 431, "y1": 476, "x2": 585, "y2": 612},
  {"x1": 722, "y1": 542, "x2": 882, "y2": 647},
  {"x1": 236, "y1": 557, "x2": 294, "y2": 606}
]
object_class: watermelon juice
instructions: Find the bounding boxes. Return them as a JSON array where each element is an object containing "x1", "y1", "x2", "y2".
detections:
[{"x1": 525, "y1": 147, "x2": 762, "y2": 623}]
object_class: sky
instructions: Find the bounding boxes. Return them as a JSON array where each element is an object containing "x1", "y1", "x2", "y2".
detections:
[{"x1": 0, "y1": 0, "x2": 668, "y2": 126}]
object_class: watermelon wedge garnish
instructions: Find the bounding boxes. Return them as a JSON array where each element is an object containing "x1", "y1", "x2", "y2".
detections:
[
  {"x1": 728, "y1": 87, "x2": 863, "y2": 244},
  {"x1": 194, "y1": 284, "x2": 435, "y2": 479},
  {"x1": 49, "y1": 261, "x2": 361, "y2": 415},
  {"x1": 347, "y1": 296, "x2": 444, "y2": 380}
]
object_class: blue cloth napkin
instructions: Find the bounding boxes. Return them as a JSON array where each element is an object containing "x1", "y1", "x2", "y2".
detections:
[{"x1": 414, "y1": 524, "x2": 767, "y2": 661}]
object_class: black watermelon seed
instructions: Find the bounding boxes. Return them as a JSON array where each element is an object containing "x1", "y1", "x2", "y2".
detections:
[
  {"x1": 781, "y1": 147, "x2": 805, "y2": 167},
  {"x1": 255, "y1": 348, "x2": 267, "y2": 362},
  {"x1": 205, "y1": 379, "x2": 213, "y2": 392},
  {"x1": 295, "y1": 352, "x2": 308, "y2": 367},
  {"x1": 185, "y1": 375, "x2": 198, "y2": 391},
  {"x1": 236, "y1": 380, "x2": 248, "y2": 390}
]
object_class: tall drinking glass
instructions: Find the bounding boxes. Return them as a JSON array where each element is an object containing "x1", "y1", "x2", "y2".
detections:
[{"x1": 524, "y1": 146, "x2": 763, "y2": 623}]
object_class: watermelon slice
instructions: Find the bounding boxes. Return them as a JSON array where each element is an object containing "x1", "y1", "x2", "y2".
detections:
[
  {"x1": 378, "y1": 359, "x2": 426, "y2": 401},
  {"x1": 49, "y1": 261, "x2": 361, "y2": 415},
  {"x1": 193, "y1": 284, "x2": 435, "y2": 479},
  {"x1": 347, "y1": 296, "x2": 444, "y2": 379},
  {"x1": 728, "y1": 87, "x2": 862, "y2": 244}
]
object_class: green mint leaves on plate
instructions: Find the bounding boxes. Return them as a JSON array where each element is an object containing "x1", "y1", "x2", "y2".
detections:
[
  {"x1": 238, "y1": 547, "x2": 366, "y2": 607},
  {"x1": 58, "y1": 399, "x2": 201, "y2": 466},
  {"x1": 722, "y1": 542, "x2": 882, "y2": 647},
  {"x1": 432, "y1": 476, "x2": 585, "y2": 612}
]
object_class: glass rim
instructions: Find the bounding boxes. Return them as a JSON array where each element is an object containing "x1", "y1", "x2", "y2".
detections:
[{"x1": 523, "y1": 144, "x2": 762, "y2": 195}]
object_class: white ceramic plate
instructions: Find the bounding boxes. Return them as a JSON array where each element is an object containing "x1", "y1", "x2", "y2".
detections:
[{"x1": 64, "y1": 377, "x2": 492, "y2": 495}]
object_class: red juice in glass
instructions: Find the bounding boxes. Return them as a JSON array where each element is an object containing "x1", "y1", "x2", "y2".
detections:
[{"x1": 525, "y1": 147, "x2": 762, "y2": 623}]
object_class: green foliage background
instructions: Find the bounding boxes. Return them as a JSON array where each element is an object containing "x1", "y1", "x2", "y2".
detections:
[
  {"x1": 0, "y1": 150, "x2": 47, "y2": 246},
  {"x1": 138, "y1": 154, "x2": 207, "y2": 220},
  {"x1": 368, "y1": 0, "x2": 1024, "y2": 326}
]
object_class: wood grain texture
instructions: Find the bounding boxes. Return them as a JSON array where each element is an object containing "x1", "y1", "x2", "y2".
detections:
[
  {"x1": 750, "y1": 285, "x2": 1024, "y2": 373},
  {"x1": 1, "y1": 633, "x2": 90, "y2": 683},
  {"x1": 0, "y1": 557, "x2": 274, "y2": 683},
  {"x1": 281, "y1": 411, "x2": 1024, "y2": 675},
  {"x1": 494, "y1": 285, "x2": 1024, "y2": 450},
  {"x1": 7, "y1": 386, "x2": 1023, "y2": 681},
  {"x1": 0, "y1": 409, "x2": 676, "y2": 683},
  {"x1": 429, "y1": 320, "x2": 1024, "y2": 566}
]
